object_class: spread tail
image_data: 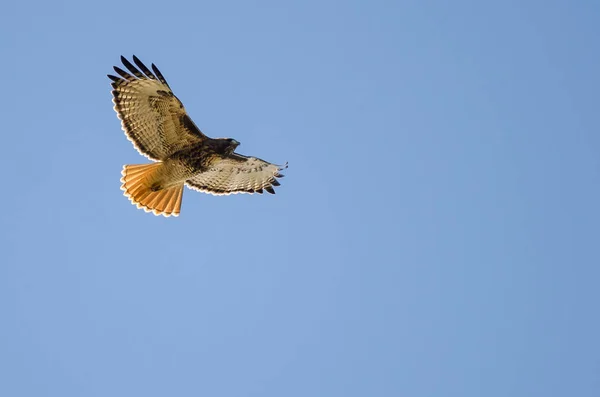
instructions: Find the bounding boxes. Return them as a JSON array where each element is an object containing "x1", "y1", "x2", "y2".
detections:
[{"x1": 120, "y1": 163, "x2": 184, "y2": 217}]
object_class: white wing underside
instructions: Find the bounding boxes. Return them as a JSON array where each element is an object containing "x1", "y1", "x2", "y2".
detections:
[
  {"x1": 110, "y1": 56, "x2": 205, "y2": 161},
  {"x1": 185, "y1": 156, "x2": 287, "y2": 195}
]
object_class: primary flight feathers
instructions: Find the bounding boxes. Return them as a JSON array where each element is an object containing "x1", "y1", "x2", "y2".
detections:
[{"x1": 108, "y1": 56, "x2": 287, "y2": 217}]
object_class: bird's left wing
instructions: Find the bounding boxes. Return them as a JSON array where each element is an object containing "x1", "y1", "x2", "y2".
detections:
[
  {"x1": 108, "y1": 56, "x2": 207, "y2": 161},
  {"x1": 185, "y1": 153, "x2": 287, "y2": 195}
]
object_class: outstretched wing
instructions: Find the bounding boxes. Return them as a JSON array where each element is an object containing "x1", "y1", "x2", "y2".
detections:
[
  {"x1": 185, "y1": 153, "x2": 287, "y2": 195},
  {"x1": 108, "y1": 55, "x2": 207, "y2": 161}
]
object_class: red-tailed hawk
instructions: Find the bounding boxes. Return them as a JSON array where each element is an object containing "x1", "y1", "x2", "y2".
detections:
[{"x1": 108, "y1": 56, "x2": 287, "y2": 217}]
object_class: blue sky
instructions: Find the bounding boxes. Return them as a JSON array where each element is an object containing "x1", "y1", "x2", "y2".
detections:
[{"x1": 1, "y1": 1, "x2": 599, "y2": 396}]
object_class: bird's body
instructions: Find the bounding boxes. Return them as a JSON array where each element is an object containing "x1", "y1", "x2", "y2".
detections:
[
  {"x1": 145, "y1": 139, "x2": 235, "y2": 190},
  {"x1": 108, "y1": 56, "x2": 286, "y2": 217}
]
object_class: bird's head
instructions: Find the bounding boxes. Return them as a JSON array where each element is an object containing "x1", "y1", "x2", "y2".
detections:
[{"x1": 225, "y1": 138, "x2": 240, "y2": 154}]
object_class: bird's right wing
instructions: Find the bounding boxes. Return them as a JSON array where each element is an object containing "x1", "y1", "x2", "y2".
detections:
[{"x1": 108, "y1": 56, "x2": 207, "y2": 161}]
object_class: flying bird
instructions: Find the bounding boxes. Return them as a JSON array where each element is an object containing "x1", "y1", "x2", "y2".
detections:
[{"x1": 108, "y1": 56, "x2": 287, "y2": 217}]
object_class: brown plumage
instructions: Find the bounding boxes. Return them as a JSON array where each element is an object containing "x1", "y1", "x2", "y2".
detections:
[{"x1": 108, "y1": 56, "x2": 287, "y2": 217}]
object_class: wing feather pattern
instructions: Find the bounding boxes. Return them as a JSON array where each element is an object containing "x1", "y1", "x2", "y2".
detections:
[
  {"x1": 185, "y1": 154, "x2": 287, "y2": 195},
  {"x1": 109, "y1": 55, "x2": 206, "y2": 160}
]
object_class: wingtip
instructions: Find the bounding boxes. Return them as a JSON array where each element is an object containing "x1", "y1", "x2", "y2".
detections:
[{"x1": 274, "y1": 162, "x2": 288, "y2": 178}]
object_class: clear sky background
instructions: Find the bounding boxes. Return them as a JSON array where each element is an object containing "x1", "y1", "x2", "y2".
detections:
[{"x1": 1, "y1": 1, "x2": 599, "y2": 396}]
